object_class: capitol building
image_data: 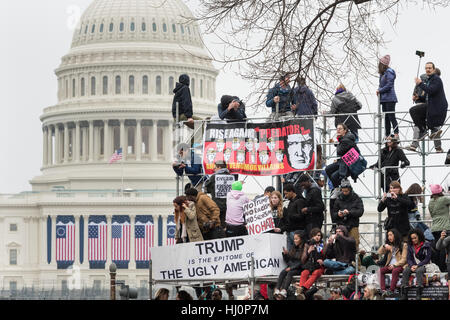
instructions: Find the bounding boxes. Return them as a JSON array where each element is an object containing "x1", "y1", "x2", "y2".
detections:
[{"x1": 0, "y1": 0, "x2": 218, "y2": 295}]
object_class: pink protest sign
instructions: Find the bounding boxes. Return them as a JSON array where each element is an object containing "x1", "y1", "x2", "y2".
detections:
[{"x1": 342, "y1": 148, "x2": 360, "y2": 166}]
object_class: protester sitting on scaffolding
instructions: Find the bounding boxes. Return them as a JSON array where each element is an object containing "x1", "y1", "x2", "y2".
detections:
[
  {"x1": 172, "y1": 196, "x2": 204, "y2": 244},
  {"x1": 266, "y1": 73, "x2": 295, "y2": 119},
  {"x1": 274, "y1": 230, "x2": 305, "y2": 300},
  {"x1": 326, "y1": 83, "x2": 362, "y2": 142},
  {"x1": 404, "y1": 183, "x2": 434, "y2": 241},
  {"x1": 369, "y1": 134, "x2": 409, "y2": 193},
  {"x1": 406, "y1": 70, "x2": 429, "y2": 151},
  {"x1": 172, "y1": 143, "x2": 205, "y2": 191},
  {"x1": 172, "y1": 74, "x2": 201, "y2": 130},
  {"x1": 292, "y1": 77, "x2": 318, "y2": 116},
  {"x1": 217, "y1": 95, "x2": 247, "y2": 123},
  {"x1": 322, "y1": 225, "x2": 357, "y2": 275}
]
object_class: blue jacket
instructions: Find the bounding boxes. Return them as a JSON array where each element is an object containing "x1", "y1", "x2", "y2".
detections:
[
  {"x1": 378, "y1": 68, "x2": 398, "y2": 103},
  {"x1": 218, "y1": 95, "x2": 247, "y2": 122},
  {"x1": 293, "y1": 85, "x2": 318, "y2": 116},
  {"x1": 406, "y1": 241, "x2": 432, "y2": 268},
  {"x1": 419, "y1": 74, "x2": 448, "y2": 128},
  {"x1": 266, "y1": 83, "x2": 293, "y2": 113},
  {"x1": 172, "y1": 150, "x2": 204, "y2": 186}
]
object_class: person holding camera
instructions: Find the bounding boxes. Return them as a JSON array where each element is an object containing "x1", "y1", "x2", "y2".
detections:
[
  {"x1": 225, "y1": 181, "x2": 250, "y2": 238},
  {"x1": 331, "y1": 179, "x2": 364, "y2": 250},
  {"x1": 378, "y1": 181, "x2": 414, "y2": 240},
  {"x1": 172, "y1": 143, "x2": 205, "y2": 191},
  {"x1": 172, "y1": 196, "x2": 204, "y2": 244},
  {"x1": 266, "y1": 73, "x2": 295, "y2": 118},
  {"x1": 217, "y1": 95, "x2": 247, "y2": 123},
  {"x1": 322, "y1": 225, "x2": 357, "y2": 275},
  {"x1": 369, "y1": 135, "x2": 409, "y2": 193},
  {"x1": 185, "y1": 188, "x2": 224, "y2": 240},
  {"x1": 296, "y1": 228, "x2": 325, "y2": 300}
]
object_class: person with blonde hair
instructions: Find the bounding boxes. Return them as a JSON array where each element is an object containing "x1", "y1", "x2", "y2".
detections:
[
  {"x1": 363, "y1": 284, "x2": 380, "y2": 300},
  {"x1": 269, "y1": 191, "x2": 285, "y2": 233}
]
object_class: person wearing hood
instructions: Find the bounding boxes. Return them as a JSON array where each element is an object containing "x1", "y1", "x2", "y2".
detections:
[
  {"x1": 328, "y1": 84, "x2": 362, "y2": 141},
  {"x1": 225, "y1": 181, "x2": 250, "y2": 238},
  {"x1": 266, "y1": 73, "x2": 295, "y2": 118},
  {"x1": 218, "y1": 95, "x2": 247, "y2": 123},
  {"x1": 376, "y1": 55, "x2": 399, "y2": 139},
  {"x1": 323, "y1": 225, "x2": 357, "y2": 275},
  {"x1": 331, "y1": 180, "x2": 364, "y2": 249},
  {"x1": 298, "y1": 174, "x2": 325, "y2": 234},
  {"x1": 400, "y1": 228, "x2": 432, "y2": 300},
  {"x1": 204, "y1": 161, "x2": 236, "y2": 229},
  {"x1": 172, "y1": 74, "x2": 201, "y2": 129},
  {"x1": 292, "y1": 77, "x2": 318, "y2": 116},
  {"x1": 281, "y1": 183, "x2": 308, "y2": 251}
]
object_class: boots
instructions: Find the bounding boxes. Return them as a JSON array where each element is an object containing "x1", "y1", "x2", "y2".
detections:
[
  {"x1": 416, "y1": 286, "x2": 423, "y2": 300},
  {"x1": 304, "y1": 286, "x2": 318, "y2": 300},
  {"x1": 399, "y1": 286, "x2": 408, "y2": 300}
]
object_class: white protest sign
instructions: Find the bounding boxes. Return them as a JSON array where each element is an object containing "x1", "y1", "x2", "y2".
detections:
[
  {"x1": 215, "y1": 174, "x2": 235, "y2": 198},
  {"x1": 150, "y1": 233, "x2": 287, "y2": 281},
  {"x1": 243, "y1": 196, "x2": 275, "y2": 235}
]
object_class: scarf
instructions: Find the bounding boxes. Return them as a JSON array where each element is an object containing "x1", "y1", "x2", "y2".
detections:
[{"x1": 414, "y1": 242, "x2": 424, "y2": 255}]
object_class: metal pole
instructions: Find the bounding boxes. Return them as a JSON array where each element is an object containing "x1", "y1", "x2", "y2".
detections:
[
  {"x1": 149, "y1": 259, "x2": 153, "y2": 300},
  {"x1": 322, "y1": 114, "x2": 328, "y2": 237},
  {"x1": 377, "y1": 96, "x2": 383, "y2": 247},
  {"x1": 421, "y1": 139, "x2": 426, "y2": 220},
  {"x1": 176, "y1": 102, "x2": 180, "y2": 197},
  {"x1": 251, "y1": 256, "x2": 255, "y2": 300},
  {"x1": 355, "y1": 253, "x2": 359, "y2": 296},
  {"x1": 110, "y1": 271, "x2": 116, "y2": 300}
]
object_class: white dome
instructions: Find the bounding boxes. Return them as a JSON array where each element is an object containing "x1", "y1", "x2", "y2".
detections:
[{"x1": 72, "y1": 0, "x2": 204, "y2": 48}]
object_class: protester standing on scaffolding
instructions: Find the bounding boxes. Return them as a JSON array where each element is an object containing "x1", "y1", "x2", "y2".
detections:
[
  {"x1": 266, "y1": 73, "x2": 295, "y2": 119},
  {"x1": 268, "y1": 191, "x2": 285, "y2": 233},
  {"x1": 172, "y1": 74, "x2": 200, "y2": 130},
  {"x1": 377, "y1": 54, "x2": 399, "y2": 139},
  {"x1": 327, "y1": 84, "x2": 362, "y2": 142},
  {"x1": 292, "y1": 77, "x2": 318, "y2": 116},
  {"x1": 298, "y1": 174, "x2": 325, "y2": 235},
  {"x1": 217, "y1": 95, "x2": 247, "y2": 122},
  {"x1": 413, "y1": 62, "x2": 447, "y2": 153},
  {"x1": 369, "y1": 135, "x2": 409, "y2": 192},
  {"x1": 172, "y1": 143, "x2": 204, "y2": 191},
  {"x1": 225, "y1": 181, "x2": 250, "y2": 238},
  {"x1": 172, "y1": 196, "x2": 204, "y2": 243}
]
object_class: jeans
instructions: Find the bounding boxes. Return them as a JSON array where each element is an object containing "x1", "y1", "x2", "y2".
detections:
[
  {"x1": 276, "y1": 268, "x2": 302, "y2": 290},
  {"x1": 382, "y1": 102, "x2": 399, "y2": 136},
  {"x1": 379, "y1": 266, "x2": 403, "y2": 291},
  {"x1": 325, "y1": 161, "x2": 349, "y2": 189},
  {"x1": 409, "y1": 103, "x2": 427, "y2": 132},
  {"x1": 408, "y1": 212, "x2": 434, "y2": 241},
  {"x1": 401, "y1": 265, "x2": 426, "y2": 287},
  {"x1": 225, "y1": 224, "x2": 248, "y2": 238},
  {"x1": 323, "y1": 259, "x2": 356, "y2": 275}
]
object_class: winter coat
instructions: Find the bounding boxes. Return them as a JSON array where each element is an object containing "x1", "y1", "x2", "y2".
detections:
[
  {"x1": 172, "y1": 74, "x2": 193, "y2": 119},
  {"x1": 413, "y1": 74, "x2": 428, "y2": 103},
  {"x1": 175, "y1": 202, "x2": 204, "y2": 242},
  {"x1": 218, "y1": 95, "x2": 247, "y2": 122},
  {"x1": 204, "y1": 168, "x2": 236, "y2": 213},
  {"x1": 336, "y1": 131, "x2": 360, "y2": 157},
  {"x1": 323, "y1": 225, "x2": 356, "y2": 264},
  {"x1": 418, "y1": 73, "x2": 448, "y2": 128},
  {"x1": 377, "y1": 242, "x2": 408, "y2": 268},
  {"x1": 378, "y1": 68, "x2": 398, "y2": 103},
  {"x1": 266, "y1": 83, "x2": 294, "y2": 113},
  {"x1": 406, "y1": 241, "x2": 432, "y2": 268},
  {"x1": 302, "y1": 242, "x2": 324, "y2": 272},
  {"x1": 172, "y1": 149, "x2": 204, "y2": 186},
  {"x1": 428, "y1": 196, "x2": 450, "y2": 232},
  {"x1": 436, "y1": 236, "x2": 450, "y2": 264},
  {"x1": 282, "y1": 243, "x2": 304, "y2": 270},
  {"x1": 329, "y1": 91, "x2": 362, "y2": 132},
  {"x1": 369, "y1": 146, "x2": 409, "y2": 180},
  {"x1": 225, "y1": 190, "x2": 250, "y2": 225},
  {"x1": 331, "y1": 190, "x2": 364, "y2": 231},
  {"x1": 303, "y1": 186, "x2": 325, "y2": 229},
  {"x1": 293, "y1": 85, "x2": 318, "y2": 116},
  {"x1": 378, "y1": 194, "x2": 414, "y2": 237},
  {"x1": 280, "y1": 195, "x2": 308, "y2": 233},
  {"x1": 194, "y1": 192, "x2": 221, "y2": 233}
]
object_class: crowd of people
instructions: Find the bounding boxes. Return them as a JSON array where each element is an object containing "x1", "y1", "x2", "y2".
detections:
[{"x1": 166, "y1": 56, "x2": 450, "y2": 300}]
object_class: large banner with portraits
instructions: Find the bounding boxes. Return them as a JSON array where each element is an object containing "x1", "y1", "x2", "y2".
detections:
[{"x1": 202, "y1": 118, "x2": 316, "y2": 176}]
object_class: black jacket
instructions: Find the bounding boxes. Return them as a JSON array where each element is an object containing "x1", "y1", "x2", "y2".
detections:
[
  {"x1": 280, "y1": 195, "x2": 308, "y2": 233},
  {"x1": 370, "y1": 146, "x2": 409, "y2": 179},
  {"x1": 217, "y1": 95, "x2": 247, "y2": 122},
  {"x1": 419, "y1": 73, "x2": 448, "y2": 128},
  {"x1": 330, "y1": 91, "x2": 362, "y2": 132},
  {"x1": 302, "y1": 242, "x2": 324, "y2": 272},
  {"x1": 304, "y1": 186, "x2": 325, "y2": 229},
  {"x1": 336, "y1": 132, "x2": 359, "y2": 157},
  {"x1": 172, "y1": 74, "x2": 193, "y2": 119},
  {"x1": 204, "y1": 168, "x2": 235, "y2": 213},
  {"x1": 378, "y1": 194, "x2": 414, "y2": 237},
  {"x1": 323, "y1": 226, "x2": 356, "y2": 264},
  {"x1": 282, "y1": 244, "x2": 304, "y2": 270},
  {"x1": 331, "y1": 191, "x2": 364, "y2": 230}
]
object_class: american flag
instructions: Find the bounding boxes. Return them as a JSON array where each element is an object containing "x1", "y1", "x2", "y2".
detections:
[
  {"x1": 135, "y1": 216, "x2": 154, "y2": 267},
  {"x1": 166, "y1": 215, "x2": 176, "y2": 246},
  {"x1": 111, "y1": 215, "x2": 130, "y2": 267},
  {"x1": 56, "y1": 216, "x2": 75, "y2": 269},
  {"x1": 88, "y1": 216, "x2": 107, "y2": 267},
  {"x1": 109, "y1": 148, "x2": 123, "y2": 164}
]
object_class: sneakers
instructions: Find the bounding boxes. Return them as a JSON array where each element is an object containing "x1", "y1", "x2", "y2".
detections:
[
  {"x1": 330, "y1": 187, "x2": 341, "y2": 200},
  {"x1": 429, "y1": 129, "x2": 442, "y2": 140},
  {"x1": 279, "y1": 289, "x2": 287, "y2": 299}
]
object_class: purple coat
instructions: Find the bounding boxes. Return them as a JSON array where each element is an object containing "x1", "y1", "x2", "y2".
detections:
[
  {"x1": 378, "y1": 68, "x2": 398, "y2": 103},
  {"x1": 406, "y1": 241, "x2": 432, "y2": 267}
]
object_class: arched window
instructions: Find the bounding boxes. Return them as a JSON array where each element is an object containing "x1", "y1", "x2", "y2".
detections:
[
  {"x1": 103, "y1": 76, "x2": 108, "y2": 95},
  {"x1": 163, "y1": 23, "x2": 167, "y2": 32},
  {"x1": 72, "y1": 79, "x2": 76, "y2": 97},
  {"x1": 129, "y1": 75, "x2": 135, "y2": 94},
  {"x1": 142, "y1": 76, "x2": 148, "y2": 94},
  {"x1": 130, "y1": 22, "x2": 135, "y2": 32},
  {"x1": 169, "y1": 76, "x2": 174, "y2": 94},
  {"x1": 191, "y1": 78, "x2": 196, "y2": 97},
  {"x1": 91, "y1": 24, "x2": 95, "y2": 33},
  {"x1": 100, "y1": 23, "x2": 104, "y2": 33},
  {"x1": 172, "y1": 24, "x2": 176, "y2": 33},
  {"x1": 119, "y1": 22, "x2": 124, "y2": 32},
  {"x1": 142, "y1": 22, "x2": 146, "y2": 32},
  {"x1": 91, "y1": 77, "x2": 96, "y2": 96},
  {"x1": 152, "y1": 22, "x2": 157, "y2": 32},
  {"x1": 81, "y1": 78, "x2": 85, "y2": 96},
  {"x1": 156, "y1": 76, "x2": 162, "y2": 95},
  {"x1": 115, "y1": 76, "x2": 121, "y2": 94},
  {"x1": 109, "y1": 23, "x2": 114, "y2": 32}
]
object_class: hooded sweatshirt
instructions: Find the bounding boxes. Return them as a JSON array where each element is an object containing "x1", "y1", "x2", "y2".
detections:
[
  {"x1": 324, "y1": 225, "x2": 356, "y2": 264},
  {"x1": 329, "y1": 91, "x2": 362, "y2": 132},
  {"x1": 226, "y1": 190, "x2": 250, "y2": 225},
  {"x1": 172, "y1": 74, "x2": 193, "y2": 119}
]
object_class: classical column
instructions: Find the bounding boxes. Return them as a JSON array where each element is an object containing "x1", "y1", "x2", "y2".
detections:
[
  {"x1": 166, "y1": 120, "x2": 174, "y2": 161},
  {"x1": 74, "y1": 215, "x2": 80, "y2": 265},
  {"x1": 150, "y1": 121, "x2": 157, "y2": 161},
  {"x1": 83, "y1": 127, "x2": 88, "y2": 162},
  {"x1": 40, "y1": 216, "x2": 48, "y2": 266},
  {"x1": 54, "y1": 125, "x2": 60, "y2": 164},
  {"x1": 106, "y1": 215, "x2": 112, "y2": 266},
  {"x1": 130, "y1": 215, "x2": 136, "y2": 269},
  {"x1": 136, "y1": 120, "x2": 142, "y2": 161},
  {"x1": 83, "y1": 215, "x2": 88, "y2": 268},
  {"x1": 103, "y1": 120, "x2": 110, "y2": 161},
  {"x1": 120, "y1": 120, "x2": 127, "y2": 159},
  {"x1": 47, "y1": 126, "x2": 53, "y2": 166},
  {"x1": 89, "y1": 121, "x2": 94, "y2": 162},
  {"x1": 94, "y1": 126, "x2": 100, "y2": 161},
  {"x1": 75, "y1": 122, "x2": 81, "y2": 162},
  {"x1": 64, "y1": 123, "x2": 69, "y2": 163},
  {"x1": 24, "y1": 217, "x2": 31, "y2": 267},
  {"x1": 43, "y1": 127, "x2": 48, "y2": 167},
  {"x1": 51, "y1": 215, "x2": 57, "y2": 267}
]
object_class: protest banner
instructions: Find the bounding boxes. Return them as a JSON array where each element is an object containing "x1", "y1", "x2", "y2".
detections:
[
  {"x1": 214, "y1": 174, "x2": 236, "y2": 199},
  {"x1": 243, "y1": 196, "x2": 274, "y2": 235},
  {"x1": 202, "y1": 118, "x2": 316, "y2": 176},
  {"x1": 150, "y1": 233, "x2": 287, "y2": 281}
]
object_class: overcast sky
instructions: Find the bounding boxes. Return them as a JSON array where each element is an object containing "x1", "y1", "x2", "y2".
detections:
[{"x1": 1, "y1": 1, "x2": 450, "y2": 195}]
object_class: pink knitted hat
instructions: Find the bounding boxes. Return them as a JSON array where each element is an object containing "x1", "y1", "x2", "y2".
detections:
[
  {"x1": 380, "y1": 55, "x2": 391, "y2": 66},
  {"x1": 430, "y1": 184, "x2": 443, "y2": 195}
]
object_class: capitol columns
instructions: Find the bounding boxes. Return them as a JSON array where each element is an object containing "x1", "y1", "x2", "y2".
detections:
[
  {"x1": 64, "y1": 123, "x2": 69, "y2": 163},
  {"x1": 47, "y1": 125, "x2": 53, "y2": 166},
  {"x1": 136, "y1": 120, "x2": 142, "y2": 161},
  {"x1": 43, "y1": 127, "x2": 48, "y2": 167},
  {"x1": 103, "y1": 119, "x2": 110, "y2": 161},
  {"x1": 89, "y1": 120, "x2": 94, "y2": 162},
  {"x1": 55, "y1": 124, "x2": 61, "y2": 164},
  {"x1": 150, "y1": 120, "x2": 157, "y2": 161},
  {"x1": 120, "y1": 119, "x2": 127, "y2": 159},
  {"x1": 75, "y1": 121, "x2": 81, "y2": 162}
]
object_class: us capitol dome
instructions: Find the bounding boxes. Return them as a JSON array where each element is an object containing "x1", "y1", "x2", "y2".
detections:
[{"x1": 0, "y1": 0, "x2": 218, "y2": 295}]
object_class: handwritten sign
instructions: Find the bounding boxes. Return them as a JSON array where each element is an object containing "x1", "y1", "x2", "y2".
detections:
[{"x1": 243, "y1": 197, "x2": 275, "y2": 235}]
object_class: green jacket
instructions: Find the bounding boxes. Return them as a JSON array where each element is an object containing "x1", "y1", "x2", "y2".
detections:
[{"x1": 428, "y1": 196, "x2": 450, "y2": 232}]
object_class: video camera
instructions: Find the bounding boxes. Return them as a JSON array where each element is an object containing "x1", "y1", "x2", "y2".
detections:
[{"x1": 416, "y1": 50, "x2": 425, "y2": 58}]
